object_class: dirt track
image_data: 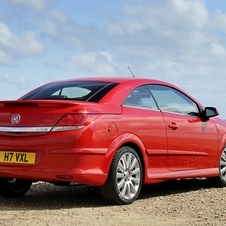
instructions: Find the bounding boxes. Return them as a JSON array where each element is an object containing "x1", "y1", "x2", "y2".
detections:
[{"x1": 0, "y1": 178, "x2": 226, "y2": 226}]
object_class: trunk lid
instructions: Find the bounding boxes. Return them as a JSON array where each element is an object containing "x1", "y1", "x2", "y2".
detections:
[
  {"x1": 0, "y1": 100, "x2": 83, "y2": 136},
  {"x1": 0, "y1": 100, "x2": 122, "y2": 136},
  {"x1": 0, "y1": 100, "x2": 79, "y2": 127}
]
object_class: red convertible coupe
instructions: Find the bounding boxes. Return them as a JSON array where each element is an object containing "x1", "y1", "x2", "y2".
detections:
[{"x1": 0, "y1": 77, "x2": 226, "y2": 204}]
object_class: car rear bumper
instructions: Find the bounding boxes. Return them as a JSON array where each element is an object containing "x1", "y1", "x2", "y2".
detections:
[
  {"x1": 0, "y1": 147, "x2": 110, "y2": 186},
  {"x1": 0, "y1": 166, "x2": 108, "y2": 186},
  {"x1": 0, "y1": 130, "x2": 111, "y2": 186}
]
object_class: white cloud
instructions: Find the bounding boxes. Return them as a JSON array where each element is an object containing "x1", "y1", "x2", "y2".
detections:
[
  {"x1": 38, "y1": 14, "x2": 92, "y2": 50},
  {"x1": 93, "y1": 0, "x2": 226, "y2": 84},
  {"x1": 51, "y1": 10, "x2": 69, "y2": 24},
  {"x1": 172, "y1": 0, "x2": 209, "y2": 29},
  {"x1": 107, "y1": 23, "x2": 124, "y2": 35},
  {"x1": 6, "y1": 0, "x2": 47, "y2": 10},
  {"x1": 0, "y1": 22, "x2": 45, "y2": 62},
  {"x1": 0, "y1": 73, "x2": 36, "y2": 99},
  {"x1": 67, "y1": 52, "x2": 115, "y2": 75},
  {"x1": 40, "y1": 20, "x2": 58, "y2": 36},
  {"x1": 211, "y1": 43, "x2": 226, "y2": 56},
  {"x1": 213, "y1": 11, "x2": 226, "y2": 34},
  {"x1": 0, "y1": 73, "x2": 33, "y2": 86},
  {"x1": 0, "y1": 51, "x2": 12, "y2": 63}
]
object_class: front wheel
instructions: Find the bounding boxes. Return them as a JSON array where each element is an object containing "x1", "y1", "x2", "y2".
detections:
[
  {"x1": 0, "y1": 178, "x2": 32, "y2": 197},
  {"x1": 208, "y1": 146, "x2": 226, "y2": 187},
  {"x1": 99, "y1": 146, "x2": 143, "y2": 205}
]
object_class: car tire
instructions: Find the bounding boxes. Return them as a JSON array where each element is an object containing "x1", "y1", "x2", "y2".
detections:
[
  {"x1": 208, "y1": 146, "x2": 226, "y2": 187},
  {"x1": 0, "y1": 178, "x2": 32, "y2": 197},
  {"x1": 99, "y1": 146, "x2": 143, "y2": 205}
]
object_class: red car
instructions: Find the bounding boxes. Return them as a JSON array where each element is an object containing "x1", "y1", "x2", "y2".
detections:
[{"x1": 0, "y1": 77, "x2": 226, "y2": 204}]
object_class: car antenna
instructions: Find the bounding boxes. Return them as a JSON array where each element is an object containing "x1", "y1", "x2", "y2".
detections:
[{"x1": 128, "y1": 66, "x2": 135, "y2": 78}]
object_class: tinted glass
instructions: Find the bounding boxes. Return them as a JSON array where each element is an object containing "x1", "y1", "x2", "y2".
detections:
[
  {"x1": 148, "y1": 85, "x2": 200, "y2": 115},
  {"x1": 123, "y1": 85, "x2": 157, "y2": 109},
  {"x1": 20, "y1": 81, "x2": 119, "y2": 102}
]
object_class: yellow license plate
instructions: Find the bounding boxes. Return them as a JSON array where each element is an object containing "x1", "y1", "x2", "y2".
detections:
[{"x1": 0, "y1": 151, "x2": 36, "y2": 164}]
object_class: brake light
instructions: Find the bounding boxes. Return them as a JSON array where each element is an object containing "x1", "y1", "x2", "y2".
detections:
[{"x1": 52, "y1": 110, "x2": 101, "y2": 132}]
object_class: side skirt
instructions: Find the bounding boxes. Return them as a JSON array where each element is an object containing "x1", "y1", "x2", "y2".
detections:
[{"x1": 144, "y1": 167, "x2": 219, "y2": 184}]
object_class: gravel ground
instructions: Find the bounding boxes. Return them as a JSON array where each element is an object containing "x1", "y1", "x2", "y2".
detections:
[{"x1": 0, "y1": 178, "x2": 226, "y2": 226}]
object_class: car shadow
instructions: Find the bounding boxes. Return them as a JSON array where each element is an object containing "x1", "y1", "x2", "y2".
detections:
[
  {"x1": 139, "y1": 178, "x2": 212, "y2": 199},
  {"x1": 0, "y1": 178, "x2": 214, "y2": 210}
]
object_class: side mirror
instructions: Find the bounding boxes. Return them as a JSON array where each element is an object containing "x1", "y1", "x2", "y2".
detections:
[{"x1": 204, "y1": 107, "x2": 219, "y2": 118}]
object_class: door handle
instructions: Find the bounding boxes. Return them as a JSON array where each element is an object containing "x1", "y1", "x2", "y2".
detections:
[{"x1": 168, "y1": 122, "x2": 178, "y2": 130}]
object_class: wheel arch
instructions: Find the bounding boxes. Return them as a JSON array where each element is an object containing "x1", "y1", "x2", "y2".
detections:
[
  {"x1": 102, "y1": 133, "x2": 147, "y2": 182},
  {"x1": 120, "y1": 141, "x2": 145, "y2": 183}
]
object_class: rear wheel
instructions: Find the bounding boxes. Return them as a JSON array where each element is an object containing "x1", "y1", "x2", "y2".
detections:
[
  {"x1": 99, "y1": 146, "x2": 143, "y2": 205},
  {"x1": 0, "y1": 178, "x2": 32, "y2": 197},
  {"x1": 208, "y1": 146, "x2": 226, "y2": 187}
]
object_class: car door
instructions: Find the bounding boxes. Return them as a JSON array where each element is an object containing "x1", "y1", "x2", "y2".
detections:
[
  {"x1": 122, "y1": 85, "x2": 168, "y2": 170},
  {"x1": 148, "y1": 84, "x2": 218, "y2": 171}
]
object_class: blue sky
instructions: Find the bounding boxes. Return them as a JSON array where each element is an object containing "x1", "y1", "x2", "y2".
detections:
[{"x1": 1, "y1": 0, "x2": 226, "y2": 118}]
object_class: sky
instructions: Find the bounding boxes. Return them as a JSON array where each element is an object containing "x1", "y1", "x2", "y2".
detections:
[{"x1": 1, "y1": 0, "x2": 226, "y2": 118}]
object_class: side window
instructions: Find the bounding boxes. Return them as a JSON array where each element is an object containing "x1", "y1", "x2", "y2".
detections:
[
  {"x1": 123, "y1": 86, "x2": 157, "y2": 109},
  {"x1": 148, "y1": 85, "x2": 200, "y2": 115}
]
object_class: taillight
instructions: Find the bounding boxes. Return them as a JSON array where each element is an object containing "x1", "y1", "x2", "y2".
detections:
[{"x1": 52, "y1": 110, "x2": 101, "y2": 132}]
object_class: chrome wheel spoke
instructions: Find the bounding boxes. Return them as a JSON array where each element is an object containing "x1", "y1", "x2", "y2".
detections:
[
  {"x1": 131, "y1": 177, "x2": 140, "y2": 185},
  {"x1": 126, "y1": 183, "x2": 133, "y2": 199},
  {"x1": 120, "y1": 182, "x2": 128, "y2": 196},
  {"x1": 220, "y1": 160, "x2": 226, "y2": 166},
  {"x1": 121, "y1": 155, "x2": 127, "y2": 169},
  {"x1": 117, "y1": 172, "x2": 124, "y2": 179},
  {"x1": 129, "y1": 157, "x2": 137, "y2": 171},
  {"x1": 126, "y1": 154, "x2": 132, "y2": 169},
  {"x1": 116, "y1": 152, "x2": 141, "y2": 200},
  {"x1": 118, "y1": 178, "x2": 126, "y2": 190},
  {"x1": 129, "y1": 181, "x2": 137, "y2": 195},
  {"x1": 118, "y1": 161, "x2": 125, "y2": 172},
  {"x1": 220, "y1": 166, "x2": 226, "y2": 175},
  {"x1": 132, "y1": 167, "x2": 140, "y2": 176}
]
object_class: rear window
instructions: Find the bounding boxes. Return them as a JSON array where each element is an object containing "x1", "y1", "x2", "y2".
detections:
[{"x1": 20, "y1": 81, "x2": 119, "y2": 102}]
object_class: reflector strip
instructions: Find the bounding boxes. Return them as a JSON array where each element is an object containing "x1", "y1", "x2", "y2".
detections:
[
  {"x1": 0, "y1": 127, "x2": 52, "y2": 132},
  {"x1": 51, "y1": 125, "x2": 84, "y2": 131}
]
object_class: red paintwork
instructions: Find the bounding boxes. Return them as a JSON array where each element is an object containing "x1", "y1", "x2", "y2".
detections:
[{"x1": 0, "y1": 77, "x2": 226, "y2": 186}]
